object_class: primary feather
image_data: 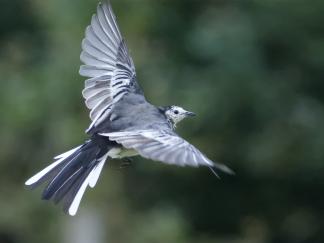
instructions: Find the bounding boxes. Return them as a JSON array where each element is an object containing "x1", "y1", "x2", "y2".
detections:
[{"x1": 80, "y1": 2, "x2": 140, "y2": 132}]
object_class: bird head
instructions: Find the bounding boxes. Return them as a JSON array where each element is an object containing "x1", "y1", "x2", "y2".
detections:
[{"x1": 164, "y1": 105, "x2": 196, "y2": 127}]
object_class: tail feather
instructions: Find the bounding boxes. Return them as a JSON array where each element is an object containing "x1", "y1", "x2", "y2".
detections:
[
  {"x1": 25, "y1": 156, "x2": 70, "y2": 188},
  {"x1": 62, "y1": 164, "x2": 97, "y2": 215},
  {"x1": 42, "y1": 145, "x2": 93, "y2": 200},
  {"x1": 53, "y1": 145, "x2": 82, "y2": 160},
  {"x1": 25, "y1": 136, "x2": 111, "y2": 215},
  {"x1": 52, "y1": 165, "x2": 86, "y2": 204},
  {"x1": 89, "y1": 153, "x2": 109, "y2": 188}
]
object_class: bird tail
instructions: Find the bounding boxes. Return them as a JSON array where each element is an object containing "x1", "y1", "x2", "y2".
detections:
[{"x1": 25, "y1": 135, "x2": 111, "y2": 216}]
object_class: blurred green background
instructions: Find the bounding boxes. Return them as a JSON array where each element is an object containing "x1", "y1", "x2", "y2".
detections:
[{"x1": 1, "y1": 0, "x2": 324, "y2": 242}]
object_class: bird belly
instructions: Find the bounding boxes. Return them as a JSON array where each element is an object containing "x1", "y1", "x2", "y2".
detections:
[{"x1": 107, "y1": 147, "x2": 139, "y2": 159}]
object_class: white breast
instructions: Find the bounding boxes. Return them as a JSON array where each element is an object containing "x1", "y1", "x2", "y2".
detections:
[{"x1": 107, "y1": 147, "x2": 139, "y2": 159}]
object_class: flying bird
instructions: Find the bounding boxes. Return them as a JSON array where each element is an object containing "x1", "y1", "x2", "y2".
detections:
[{"x1": 25, "y1": 1, "x2": 233, "y2": 216}]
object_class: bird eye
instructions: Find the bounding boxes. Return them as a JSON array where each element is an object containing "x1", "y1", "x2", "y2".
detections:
[{"x1": 174, "y1": 110, "x2": 179, "y2": 114}]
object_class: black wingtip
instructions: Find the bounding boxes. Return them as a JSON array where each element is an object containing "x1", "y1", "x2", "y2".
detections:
[
  {"x1": 208, "y1": 164, "x2": 235, "y2": 178},
  {"x1": 208, "y1": 166, "x2": 221, "y2": 179}
]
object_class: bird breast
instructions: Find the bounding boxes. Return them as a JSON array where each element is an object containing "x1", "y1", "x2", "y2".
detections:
[{"x1": 107, "y1": 147, "x2": 139, "y2": 159}]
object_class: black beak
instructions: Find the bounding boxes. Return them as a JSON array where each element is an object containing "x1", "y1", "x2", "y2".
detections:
[{"x1": 185, "y1": 111, "x2": 196, "y2": 117}]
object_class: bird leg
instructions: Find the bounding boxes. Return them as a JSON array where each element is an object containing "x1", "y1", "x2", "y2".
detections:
[{"x1": 119, "y1": 158, "x2": 133, "y2": 169}]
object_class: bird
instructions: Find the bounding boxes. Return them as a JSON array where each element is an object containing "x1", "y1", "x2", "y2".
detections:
[{"x1": 25, "y1": 1, "x2": 233, "y2": 216}]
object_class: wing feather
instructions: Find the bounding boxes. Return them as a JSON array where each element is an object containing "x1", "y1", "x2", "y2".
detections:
[
  {"x1": 80, "y1": 2, "x2": 142, "y2": 132},
  {"x1": 100, "y1": 130, "x2": 233, "y2": 174}
]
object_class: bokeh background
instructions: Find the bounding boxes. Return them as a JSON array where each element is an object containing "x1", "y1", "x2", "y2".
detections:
[{"x1": 1, "y1": 0, "x2": 324, "y2": 242}]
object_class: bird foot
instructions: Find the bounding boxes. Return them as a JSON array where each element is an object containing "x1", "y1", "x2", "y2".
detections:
[{"x1": 119, "y1": 158, "x2": 133, "y2": 169}]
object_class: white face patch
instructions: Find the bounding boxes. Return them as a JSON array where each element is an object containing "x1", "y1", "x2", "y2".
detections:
[{"x1": 165, "y1": 106, "x2": 191, "y2": 126}]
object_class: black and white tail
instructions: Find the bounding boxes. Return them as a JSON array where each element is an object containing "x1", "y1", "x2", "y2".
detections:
[{"x1": 25, "y1": 135, "x2": 111, "y2": 216}]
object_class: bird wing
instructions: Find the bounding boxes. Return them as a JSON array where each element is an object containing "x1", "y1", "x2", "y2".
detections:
[
  {"x1": 80, "y1": 2, "x2": 141, "y2": 131},
  {"x1": 100, "y1": 130, "x2": 233, "y2": 174}
]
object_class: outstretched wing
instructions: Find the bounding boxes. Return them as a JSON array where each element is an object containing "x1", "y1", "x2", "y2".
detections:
[
  {"x1": 80, "y1": 2, "x2": 142, "y2": 131},
  {"x1": 100, "y1": 130, "x2": 233, "y2": 174}
]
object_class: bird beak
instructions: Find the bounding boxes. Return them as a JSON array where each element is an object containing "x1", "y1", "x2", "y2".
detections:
[{"x1": 185, "y1": 111, "x2": 196, "y2": 117}]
